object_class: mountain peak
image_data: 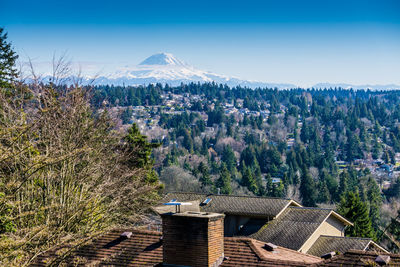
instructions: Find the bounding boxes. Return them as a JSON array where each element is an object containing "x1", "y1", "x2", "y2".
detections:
[{"x1": 139, "y1": 52, "x2": 186, "y2": 66}]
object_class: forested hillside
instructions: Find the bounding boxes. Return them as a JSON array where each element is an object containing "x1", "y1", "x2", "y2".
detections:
[{"x1": 91, "y1": 82, "x2": 400, "y2": 250}]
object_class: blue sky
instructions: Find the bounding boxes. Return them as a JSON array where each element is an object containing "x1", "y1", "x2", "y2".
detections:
[{"x1": 2, "y1": 0, "x2": 400, "y2": 87}]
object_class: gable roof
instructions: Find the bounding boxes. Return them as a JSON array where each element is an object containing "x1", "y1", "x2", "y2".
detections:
[
  {"x1": 307, "y1": 235, "x2": 388, "y2": 257},
  {"x1": 314, "y1": 249, "x2": 400, "y2": 266},
  {"x1": 250, "y1": 207, "x2": 351, "y2": 251},
  {"x1": 31, "y1": 229, "x2": 322, "y2": 267},
  {"x1": 161, "y1": 192, "x2": 301, "y2": 218}
]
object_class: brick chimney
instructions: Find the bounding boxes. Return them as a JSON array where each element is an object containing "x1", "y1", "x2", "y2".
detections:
[{"x1": 161, "y1": 211, "x2": 225, "y2": 267}]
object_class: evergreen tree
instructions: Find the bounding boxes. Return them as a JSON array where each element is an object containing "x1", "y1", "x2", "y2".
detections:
[
  {"x1": 182, "y1": 129, "x2": 194, "y2": 152},
  {"x1": 372, "y1": 135, "x2": 381, "y2": 160},
  {"x1": 338, "y1": 191, "x2": 375, "y2": 238},
  {"x1": 198, "y1": 162, "x2": 213, "y2": 187},
  {"x1": 240, "y1": 145, "x2": 257, "y2": 169},
  {"x1": 321, "y1": 169, "x2": 338, "y2": 202},
  {"x1": 338, "y1": 170, "x2": 349, "y2": 198},
  {"x1": 0, "y1": 27, "x2": 19, "y2": 88},
  {"x1": 221, "y1": 145, "x2": 237, "y2": 173},
  {"x1": 258, "y1": 146, "x2": 281, "y2": 175},
  {"x1": 216, "y1": 163, "x2": 232, "y2": 194},
  {"x1": 317, "y1": 180, "x2": 330, "y2": 203},
  {"x1": 299, "y1": 168, "x2": 317, "y2": 207},
  {"x1": 253, "y1": 160, "x2": 264, "y2": 195},
  {"x1": 125, "y1": 123, "x2": 160, "y2": 170},
  {"x1": 265, "y1": 173, "x2": 274, "y2": 196},
  {"x1": 366, "y1": 176, "x2": 382, "y2": 231},
  {"x1": 346, "y1": 131, "x2": 363, "y2": 162},
  {"x1": 241, "y1": 166, "x2": 258, "y2": 194},
  {"x1": 382, "y1": 149, "x2": 390, "y2": 163},
  {"x1": 384, "y1": 177, "x2": 400, "y2": 199},
  {"x1": 387, "y1": 210, "x2": 400, "y2": 245},
  {"x1": 272, "y1": 181, "x2": 285, "y2": 198}
]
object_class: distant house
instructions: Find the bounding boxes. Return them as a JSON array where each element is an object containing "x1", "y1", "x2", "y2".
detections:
[
  {"x1": 335, "y1": 161, "x2": 348, "y2": 170},
  {"x1": 271, "y1": 177, "x2": 282, "y2": 184}
]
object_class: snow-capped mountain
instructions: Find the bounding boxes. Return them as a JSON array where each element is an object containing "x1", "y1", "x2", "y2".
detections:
[
  {"x1": 92, "y1": 53, "x2": 296, "y2": 89},
  {"x1": 139, "y1": 52, "x2": 187, "y2": 66},
  {"x1": 37, "y1": 53, "x2": 400, "y2": 90}
]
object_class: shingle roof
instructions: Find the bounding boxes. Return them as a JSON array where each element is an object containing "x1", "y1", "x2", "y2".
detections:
[
  {"x1": 314, "y1": 249, "x2": 400, "y2": 266},
  {"x1": 161, "y1": 192, "x2": 300, "y2": 217},
  {"x1": 31, "y1": 229, "x2": 322, "y2": 267},
  {"x1": 32, "y1": 230, "x2": 163, "y2": 267},
  {"x1": 307, "y1": 235, "x2": 374, "y2": 257},
  {"x1": 250, "y1": 207, "x2": 334, "y2": 251}
]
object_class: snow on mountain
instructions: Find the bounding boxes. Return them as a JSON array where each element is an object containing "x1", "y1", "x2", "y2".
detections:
[
  {"x1": 37, "y1": 53, "x2": 400, "y2": 90},
  {"x1": 91, "y1": 53, "x2": 297, "y2": 89},
  {"x1": 139, "y1": 52, "x2": 187, "y2": 66}
]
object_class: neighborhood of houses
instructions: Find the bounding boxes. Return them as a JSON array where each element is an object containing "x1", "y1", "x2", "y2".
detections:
[{"x1": 113, "y1": 91, "x2": 400, "y2": 191}]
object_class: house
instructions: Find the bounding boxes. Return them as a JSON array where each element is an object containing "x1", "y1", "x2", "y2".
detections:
[
  {"x1": 32, "y1": 211, "x2": 397, "y2": 267},
  {"x1": 155, "y1": 192, "x2": 301, "y2": 236},
  {"x1": 32, "y1": 211, "x2": 323, "y2": 266},
  {"x1": 155, "y1": 192, "x2": 386, "y2": 257}
]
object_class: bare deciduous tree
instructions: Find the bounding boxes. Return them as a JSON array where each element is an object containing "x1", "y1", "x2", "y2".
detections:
[{"x1": 0, "y1": 59, "x2": 161, "y2": 266}]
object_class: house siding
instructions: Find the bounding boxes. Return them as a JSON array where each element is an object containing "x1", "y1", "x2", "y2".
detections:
[{"x1": 301, "y1": 215, "x2": 345, "y2": 253}]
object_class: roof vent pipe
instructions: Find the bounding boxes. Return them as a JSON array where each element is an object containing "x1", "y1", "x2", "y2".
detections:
[
  {"x1": 264, "y1": 243, "x2": 278, "y2": 251},
  {"x1": 375, "y1": 255, "x2": 391, "y2": 266},
  {"x1": 120, "y1": 232, "x2": 132, "y2": 239},
  {"x1": 321, "y1": 251, "x2": 336, "y2": 259},
  {"x1": 163, "y1": 201, "x2": 192, "y2": 213}
]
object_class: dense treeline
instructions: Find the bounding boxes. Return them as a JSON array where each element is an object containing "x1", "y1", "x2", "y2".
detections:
[
  {"x1": 95, "y1": 82, "x2": 400, "y2": 244},
  {"x1": 91, "y1": 84, "x2": 163, "y2": 107}
]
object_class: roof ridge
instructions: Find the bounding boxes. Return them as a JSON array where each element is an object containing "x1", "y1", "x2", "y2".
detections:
[
  {"x1": 288, "y1": 206, "x2": 333, "y2": 211},
  {"x1": 248, "y1": 239, "x2": 271, "y2": 262},
  {"x1": 164, "y1": 192, "x2": 210, "y2": 199},
  {"x1": 346, "y1": 249, "x2": 393, "y2": 256},
  {"x1": 167, "y1": 191, "x2": 293, "y2": 201},
  {"x1": 111, "y1": 229, "x2": 162, "y2": 236},
  {"x1": 225, "y1": 236, "x2": 254, "y2": 242},
  {"x1": 248, "y1": 239, "x2": 322, "y2": 263},
  {"x1": 319, "y1": 235, "x2": 372, "y2": 241}
]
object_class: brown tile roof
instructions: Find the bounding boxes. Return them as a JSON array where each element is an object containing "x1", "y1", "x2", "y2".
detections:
[
  {"x1": 307, "y1": 235, "x2": 387, "y2": 257},
  {"x1": 250, "y1": 207, "x2": 334, "y2": 251},
  {"x1": 161, "y1": 192, "x2": 300, "y2": 217},
  {"x1": 313, "y1": 249, "x2": 400, "y2": 266},
  {"x1": 31, "y1": 229, "x2": 322, "y2": 267}
]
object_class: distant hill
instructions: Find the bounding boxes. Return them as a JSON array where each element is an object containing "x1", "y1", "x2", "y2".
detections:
[{"x1": 312, "y1": 83, "x2": 400, "y2": 91}]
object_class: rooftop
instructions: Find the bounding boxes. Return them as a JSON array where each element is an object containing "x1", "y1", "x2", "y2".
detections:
[
  {"x1": 315, "y1": 249, "x2": 400, "y2": 266},
  {"x1": 160, "y1": 192, "x2": 301, "y2": 217},
  {"x1": 308, "y1": 235, "x2": 387, "y2": 257},
  {"x1": 250, "y1": 206, "x2": 351, "y2": 251},
  {"x1": 31, "y1": 229, "x2": 322, "y2": 266}
]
